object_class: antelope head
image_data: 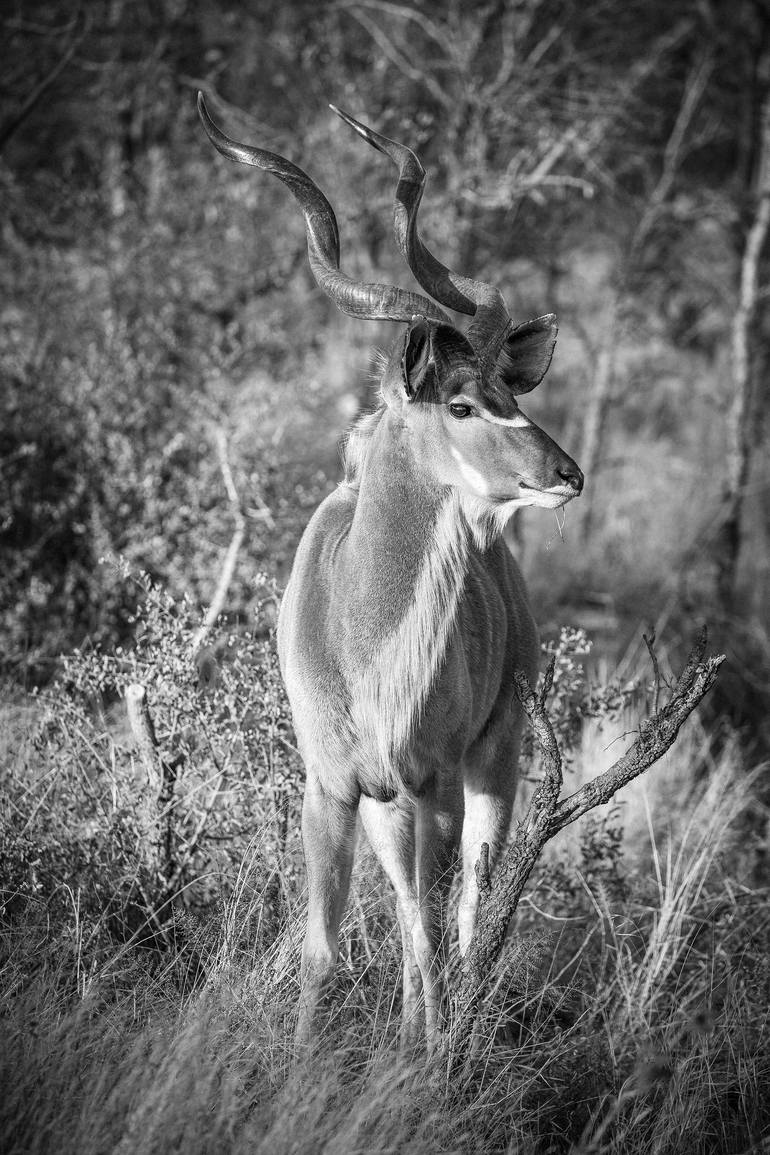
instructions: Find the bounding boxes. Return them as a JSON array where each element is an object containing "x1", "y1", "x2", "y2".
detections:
[
  {"x1": 197, "y1": 96, "x2": 583, "y2": 527},
  {"x1": 380, "y1": 314, "x2": 582, "y2": 521}
]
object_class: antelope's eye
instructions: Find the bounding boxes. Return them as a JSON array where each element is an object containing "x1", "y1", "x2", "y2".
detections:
[{"x1": 448, "y1": 402, "x2": 473, "y2": 419}]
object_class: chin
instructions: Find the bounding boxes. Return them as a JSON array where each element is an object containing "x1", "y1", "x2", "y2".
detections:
[
  {"x1": 488, "y1": 484, "x2": 579, "y2": 511},
  {"x1": 522, "y1": 486, "x2": 579, "y2": 510},
  {"x1": 458, "y1": 485, "x2": 579, "y2": 549}
]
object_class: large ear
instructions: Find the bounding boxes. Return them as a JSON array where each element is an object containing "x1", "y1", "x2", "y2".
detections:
[
  {"x1": 400, "y1": 315, "x2": 434, "y2": 399},
  {"x1": 496, "y1": 314, "x2": 558, "y2": 395}
]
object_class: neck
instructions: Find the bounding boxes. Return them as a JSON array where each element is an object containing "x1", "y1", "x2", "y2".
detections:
[{"x1": 339, "y1": 410, "x2": 470, "y2": 763}]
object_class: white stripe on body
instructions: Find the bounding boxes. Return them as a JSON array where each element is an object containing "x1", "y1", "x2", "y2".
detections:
[{"x1": 349, "y1": 490, "x2": 469, "y2": 777}]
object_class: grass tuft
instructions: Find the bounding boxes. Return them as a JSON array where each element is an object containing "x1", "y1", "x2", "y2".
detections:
[{"x1": 1, "y1": 632, "x2": 768, "y2": 1153}]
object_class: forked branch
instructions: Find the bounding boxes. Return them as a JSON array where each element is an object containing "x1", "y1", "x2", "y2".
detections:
[{"x1": 448, "y1": 628, "x2": 724, "y2": 1065}]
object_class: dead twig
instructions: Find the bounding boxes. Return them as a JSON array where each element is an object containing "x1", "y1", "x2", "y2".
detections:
[
  {"x1": 191, "y1": 428, "x2": 248, "y2": 654},
  {"x1": 125, "y1": 683, "x2": 161, "y2": 794},
  {"x1": 642, "y1": 625, "x2": 661, "y2": 715},
  {"x1": 475, "y1": 843, "x2": 491, "y2": 896},
  {"x1": 0, "y1": 6, "x2": 91, "y2": 153},
  {"x1": 125, "y1": 682, "x2": 183, "y2": 892}
]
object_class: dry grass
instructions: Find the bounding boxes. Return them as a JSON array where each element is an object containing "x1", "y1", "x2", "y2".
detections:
[{"x1": 1, "y1": 649, "x2": 769, "y2": 1155}]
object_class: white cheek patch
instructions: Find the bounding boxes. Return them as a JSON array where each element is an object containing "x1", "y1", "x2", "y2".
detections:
[
  {"x1": 449, "y1": 444, "x2": 490, "y2": 496},
  {"x1": 478, "y1": 408, "x2": 532, "y2": 429}
]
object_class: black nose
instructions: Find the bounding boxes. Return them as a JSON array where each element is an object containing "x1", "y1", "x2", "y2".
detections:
[{"x1": 557, "y1": 463, "x2": 584, "y2": 493}]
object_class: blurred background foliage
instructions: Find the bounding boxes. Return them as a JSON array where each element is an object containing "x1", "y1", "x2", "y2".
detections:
[
  {"x1": 2, "y1": 9, "x2": 770, "y2": 1147},
  {"x1": 1, "y1": 0, "x2": 769, "y2": 741}
]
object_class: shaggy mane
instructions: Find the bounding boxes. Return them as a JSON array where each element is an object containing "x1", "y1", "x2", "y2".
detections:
[
  {"x1": 341, "y1": 402, "x2": 387, "y2": 487},
  {"x1": 339, "y1": 347, "x2": 393, "y2": 488}
]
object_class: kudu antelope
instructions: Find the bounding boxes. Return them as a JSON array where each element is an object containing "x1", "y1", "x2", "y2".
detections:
[{"x1": 198, "y1": 94, "x2": 583, "y2": 1048}]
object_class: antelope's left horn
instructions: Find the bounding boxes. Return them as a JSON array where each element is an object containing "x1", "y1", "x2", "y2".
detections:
[{"x1": 198, "y1": 93, "x2": 449, "y2": 325}]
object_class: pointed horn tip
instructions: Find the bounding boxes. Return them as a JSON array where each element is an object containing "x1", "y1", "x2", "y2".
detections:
[
  {"x1": 329, "y1": 103, "x2": 386, "y2": 150},
  {"x1": 197, "y1": 91, "x2": 217, "y2": 134},
  {"x1": 329, "y1": 103, "x2": 360, "y2": 131},
  {"x1": 327, "y1": 102, "x2": 357, "y2": 131}
]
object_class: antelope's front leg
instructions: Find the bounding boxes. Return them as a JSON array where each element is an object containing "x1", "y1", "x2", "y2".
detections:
[
  {"x1": 296, "y1": 773, "x2": 358, "y2": 1047},
  {"x1": 414, "y1": 779, "x2": 463, "y2": 1050},
  {"x1": 457, "y1": 777, "x2": 516, "y2": 956}
]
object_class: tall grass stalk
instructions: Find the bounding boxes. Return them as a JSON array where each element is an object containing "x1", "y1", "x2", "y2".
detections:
[{"x1": 2, "y1": 643, "x2": 768, "y2": 1153}]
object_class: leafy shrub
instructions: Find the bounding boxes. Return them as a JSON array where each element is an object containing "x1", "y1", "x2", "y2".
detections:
[
  {"x1": 2, "y1": 607, "x2": 769, "y2": 1153},
  {"x1": 522, "y1": 625, "x2": 638, "y2": 772},
  {"x1": 2, "y1": 563, "x2": 303, "y2": 975}
]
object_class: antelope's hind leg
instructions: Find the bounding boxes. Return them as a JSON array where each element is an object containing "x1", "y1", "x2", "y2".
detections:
[
  {"x1": 358, "y1": 795, "x2": 424, "y2": 1050},
  {"x1": 296, "y1": 772, "x2": 358, "y2": 1047}
]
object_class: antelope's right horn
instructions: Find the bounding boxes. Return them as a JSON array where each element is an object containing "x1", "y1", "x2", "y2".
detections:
[{"x1": 331, "y1": 105, "x2": 512, "y2": 367}]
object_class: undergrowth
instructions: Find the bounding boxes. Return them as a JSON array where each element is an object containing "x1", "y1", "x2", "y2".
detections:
[{"x1": 1, "y1": 578, "x2": 768, "y2": 1154}]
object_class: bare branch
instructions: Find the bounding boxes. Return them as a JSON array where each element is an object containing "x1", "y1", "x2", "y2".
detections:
[
  {"x1": 5, "y1": 10, "x2": 82, "y2": 36},
  {"x1": 615, "y1": 20, "x2": 694, "y2": 112},
  {"x1": 718, "y1": 60, "x2": 770, "y2": 605},
  {"x1": 462, "y1": 169, "x2": 596, "y2": 209},
  {"x1": 547, "y1": 656, "x2": 723, "y2": 837},
  {"x1": 216, "y1": 426, "x2": 240, "y2": 508},
  {"x1": 577, "y1": 294, "x2": 620, "y2": 538},
  {"x1": 578, "y1": 45, "x2": 712, "y2": 539},
  {"x1": 630, "y1": 49, "x2": 714, "y2": 260},
  {"x1": 448, "y1": 631, "x2": 724, "y2": 1066},
  {"x1": 125, "y1": 682, "x2": 186, "y2": 893},
  {"x1": 475, "y1": 842, "x2": 491, "y2": 895},
  {"x1": 522, "y1": 22, "x2": 561, "y2": 72},
  {"x1": 339, "y1": 0, "x2": 449, "y2": 50},
  {"x1": 672, "y1": 623, "x2": 708, "y2": 695},
  {"x1": 0, "y1": 6, "x2": 90, "y2": 154},
  {"x1": 191, "y1": 428, "x2": 247, "y2": 653},
  {"x1": 342, "y1": 5, "x2": 452, "y2": 109},
  {"x1": 539, "y1": 653, "x2": 556, "y2": 707},
  {"x1": 487, "y1": 5, "x2": 519, "y2": 95},
  {"x1": 126, "y1": 683, "x2": 161, "y2": 793},
  {"x1": 643, "y1": 626, "x2": 661, "y2": 715}
]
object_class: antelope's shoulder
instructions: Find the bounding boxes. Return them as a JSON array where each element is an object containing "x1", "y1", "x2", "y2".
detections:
[
  {"x1": 293, "y1": 485, "x2": 356, "y2": 571},
  {"x1": 278, "y1": 487, "x2": 354, "y2": 662}
]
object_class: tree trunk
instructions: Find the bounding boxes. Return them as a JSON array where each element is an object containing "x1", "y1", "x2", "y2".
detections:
[
  {"x1": 716, "y1": 79, "x2": 770, "y2": 610},
  {"x1": 577, "y1": 296, "x2": 619, "y2": 539},
  {"x1": 577, "y1": 51, "x2": 713, "y2": 542}
]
